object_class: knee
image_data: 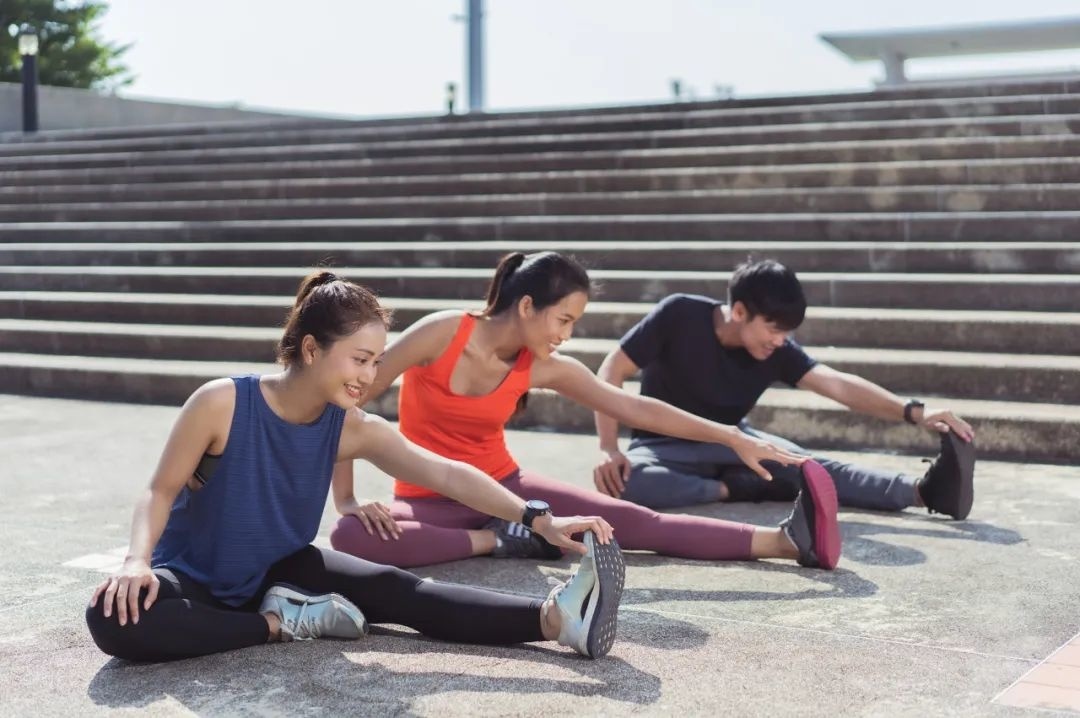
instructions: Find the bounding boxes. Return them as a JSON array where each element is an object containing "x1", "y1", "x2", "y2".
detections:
[
  {"x1": 85, "y1": 602, "x2": 144, "y2": 661},
  {"x1": 621, "y1": 466, "x2": 712, "y2": 510},
  {"x1": 329, "y1": 515, "x2": 367, "y2": 555}
]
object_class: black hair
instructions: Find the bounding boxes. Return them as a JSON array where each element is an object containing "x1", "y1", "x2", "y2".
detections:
[
  {"x1": 477, "y1": 251, "x2": 591, "y2": 417},
  {"x1": 727, "y1": 259, "x2": 806, "y2": 330},
  {"x1": 277, "y1": 270, "x2": 392, "y2": 367},
  {"x1": 478, "y1": 251, "x2": 591, "y2": 317}
]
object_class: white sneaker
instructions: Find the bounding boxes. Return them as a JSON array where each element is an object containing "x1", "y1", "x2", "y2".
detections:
[
  {"x1": 258, "y1": 583, "x2": 368, "y2": 642},
  {"x1": 548, "y1": 531, "x2": 624, "y2": 658}
]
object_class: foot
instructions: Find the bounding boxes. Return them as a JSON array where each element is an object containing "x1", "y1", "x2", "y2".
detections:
[
  {"x1": 484, "y1": 518, "x2": 563, "y2": 560},
  {"x1": 548, "y1": 531, "x2": 625, "y2": 658},
  {"x1": 917, "y1": 430, "x2": 976, "y2": 520},
  {"x1": 780, "y1": 460, "x2": 841, "y2": 570},
  {"x1": 258, "y1": 583, "x2": 368, "y2": 642}
]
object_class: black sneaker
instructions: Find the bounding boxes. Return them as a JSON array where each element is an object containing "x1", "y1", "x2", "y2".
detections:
[
  {"x1": 484, "y1": 518, "x2": 564, "y2": 560},
  {"x1": 917, "y1": 431, "x2": 976, "y2": 520},
  {"x1": 779, "y1": 461, "x2": 841, "y2": 570},
  {"x1": 719, "y1": 466, "x2": 800, "y2": 503}
]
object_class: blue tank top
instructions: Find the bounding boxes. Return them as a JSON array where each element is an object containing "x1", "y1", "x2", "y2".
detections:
[{"x1": 153, "y1": 374, "x2": 347, "y2": 605}]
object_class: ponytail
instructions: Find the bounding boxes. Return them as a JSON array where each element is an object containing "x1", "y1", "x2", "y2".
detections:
[
  {"x1": 277, "y1": 269, "x2": 392, "y2": 367},
  {"x1": 294, "y1": 270, "x2": 340, "y2": 305},
  {"x1": 477, "y1": 251, "x2": 590, "y2": 318},
  {"x1": 480, "y1": 252, "x2": 527, "y2": 317}
]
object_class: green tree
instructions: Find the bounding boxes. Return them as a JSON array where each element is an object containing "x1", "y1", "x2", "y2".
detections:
[{"x1": 0, "y1": 0, "x2": 132, "y2": 90}]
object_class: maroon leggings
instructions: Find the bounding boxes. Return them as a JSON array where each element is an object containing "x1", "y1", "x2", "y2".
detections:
[{"x1": 330, "y1": 470, "x2": 756, "y2": 568}]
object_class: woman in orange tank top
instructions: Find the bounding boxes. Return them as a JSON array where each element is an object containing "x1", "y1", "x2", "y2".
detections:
[{"x1": 330, "y1": 252, "x2": 841, "y2": 571}]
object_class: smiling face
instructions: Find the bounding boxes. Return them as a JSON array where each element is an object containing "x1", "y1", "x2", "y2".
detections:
[
  {"x1": 301, "y1": 321, "x2": 388, "y2": 409},
  {"x1": 516, "y1": 290, "x2": 589, "y2": 359},
  {"x1": 731, "y1": 301, "x2": 791, "y2": 361}
]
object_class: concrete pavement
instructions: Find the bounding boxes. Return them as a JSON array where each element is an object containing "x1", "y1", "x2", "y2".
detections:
[{"x1": 1, "y1": 393, "x2": 1078, "y2": 716}]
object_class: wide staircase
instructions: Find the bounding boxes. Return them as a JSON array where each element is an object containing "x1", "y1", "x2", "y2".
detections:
[{"x1": 1, "y1": 77, "x2": 1078, "y2": 463}]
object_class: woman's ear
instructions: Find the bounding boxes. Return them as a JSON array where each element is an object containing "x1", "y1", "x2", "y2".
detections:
[
  {"x1": 301, "y1": 334, "x2": 319, "y2": 366},
  {"x1": 517, "y1": 295, "x2": 535, "y2": 319}
]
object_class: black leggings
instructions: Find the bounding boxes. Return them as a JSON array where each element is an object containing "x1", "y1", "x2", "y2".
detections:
[{"x1": 86, "y1": 545, "x2": 545, "y2": 662}]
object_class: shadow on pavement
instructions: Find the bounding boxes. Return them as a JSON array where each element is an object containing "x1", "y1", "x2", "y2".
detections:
[
  {"x1": 86, "y1": 635, "x2": 663, "y2": 712},
  {"x1": 620, "y1": 557, "x2": 878, "y2": 605},
  {"x1": 839, "y1": 518, "x2": 1024, "y2": 567}
]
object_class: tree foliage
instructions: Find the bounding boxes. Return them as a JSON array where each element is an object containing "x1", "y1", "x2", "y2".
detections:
[{"x1": 0, "y1": 0, "x2": 131, "y2": 90}]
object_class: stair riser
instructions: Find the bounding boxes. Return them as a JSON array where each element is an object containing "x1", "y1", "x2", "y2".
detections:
[
  {"x1": 4, "y1": 97, "x2": 1080, "y2": 159},
  {"x1": 2, "y1": 273, "x2": 1076, "y2": 310},
  {"x1": 4, "y1": 328, "x2": 1075, "y2": 403},
  {"x1": 0, "y1": 365, "x2": 1074, "y2": 462},
  {"x1": 3, "y1": 244, "x2": 1079, "y2": 274},
  {"x1": 2, "y1": 298, "x2": 1077, "y2": 355},
  {"x1": 4, "y1": 137, "x2": 1079, "y2": 186},
  {"x1": 5, "y1": 161, "x2": 1080, "y2": 203},
  {"x1": 4, "y1": 117, "x2": 1080, "y2": 172},
  {"x1": 2, "y1": 214, "x2": 1079, "y2": 243},
  {"x1": 6, "y1": 187, "x2": 1080, "y2": 222}
]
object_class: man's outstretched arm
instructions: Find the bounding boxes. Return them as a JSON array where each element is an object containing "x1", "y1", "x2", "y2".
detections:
[{"x1": 796, "y1": 364, "x2": 974, "y2": 442}]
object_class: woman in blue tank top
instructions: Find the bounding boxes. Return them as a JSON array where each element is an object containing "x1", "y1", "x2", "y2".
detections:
[{"x1": 85, "y1": 270, "x2": 625, "y2": 661}]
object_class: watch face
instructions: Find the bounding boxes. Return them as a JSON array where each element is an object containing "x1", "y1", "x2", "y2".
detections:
[{"x1": 526, "y1": 499, "x2": 550, "y2": 512}]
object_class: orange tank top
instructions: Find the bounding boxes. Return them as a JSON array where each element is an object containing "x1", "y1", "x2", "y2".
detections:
[{"x1": 394, "y1": 313, "x2": 534, "y2": 499}]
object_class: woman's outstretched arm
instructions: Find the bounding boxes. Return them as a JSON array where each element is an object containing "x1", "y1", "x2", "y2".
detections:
[
  {"x1": 337, "y1": 410, "x2": 614, "y2": 553},
  {"x1": 534, "y1": 353, "x2": 805, "y2": 481}
]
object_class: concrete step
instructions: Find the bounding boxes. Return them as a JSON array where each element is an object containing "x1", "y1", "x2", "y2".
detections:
[
  {"x1": 2, "y1": 292, "x2": 1077, "y2": 356},
  {"x1": 3, "y1": 135, "x2": 1077, "y2": 187},
  {"x1": 2, "y1": 240, "x2": 1076, "y2": 274},
  {"x1": 4, "y1": 158, "x2": 1080, "y2": 204},
  {"x1": 5, "y1": 74, "x2": 1078, "y2": 147},
  {"x1": 2, "y1": 319, "x2": 1076, "y2": 404},
  {"x1": 3, "y1": 184, "x2": 1080, "y2": 222},
  {"x1": 4, "y1": 267, "x2": 1080, "y2": 311},
  {"x1": 2, "y1": 114, "x2": 1079, "y2": 173},
  {"x1": 2, "y1": 211, "x2": 1079, "y2": 243},
  {"x1": 0, "y1": 350, "x2": 1072, "y2": 462},
  {"x1": 3, "y1": 94, "x2": 1079, "y2": 159}
]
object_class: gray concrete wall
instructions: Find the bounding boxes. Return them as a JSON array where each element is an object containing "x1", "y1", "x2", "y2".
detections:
[{"x1": 0, "y1": 82, "x2": 312, "y2": 132}]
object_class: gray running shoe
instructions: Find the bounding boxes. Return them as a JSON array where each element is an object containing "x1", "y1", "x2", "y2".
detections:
[
  {"x1": 548, "y1": 531, "x2": 625, "y2": 659},
  {"x1": 484, "y1": 518, "x2": 563, "y2": 560},
  {"x1": 258, "y1": 583, "x2": 368, "y2": 642}
]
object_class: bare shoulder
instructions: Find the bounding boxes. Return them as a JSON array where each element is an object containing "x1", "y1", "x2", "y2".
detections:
[
  {"x1": 337, "y1": 407, "x2": 394, "y2": 460},
  {"x1": 387, "y1": 309, "x2": 468, "y2": 367},
  {"x1": 531, "y1": 351, "x2": 591, "y2": 389},
  {"x1": 404, "y1": 310, "x2": 466, "y2": 344},
  {"x1": 184, "y1": 377, "x2": 236, "y2": 416}
]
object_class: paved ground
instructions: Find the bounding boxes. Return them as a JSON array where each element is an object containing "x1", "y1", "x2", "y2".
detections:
[{"x1": 1, "y1": 393, "x2": 1078, "y2": 717}]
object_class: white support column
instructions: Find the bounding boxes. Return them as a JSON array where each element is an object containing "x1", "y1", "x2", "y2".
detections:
[{"x1": 879, "y1": 48, "x2": 907, "y2": 85}]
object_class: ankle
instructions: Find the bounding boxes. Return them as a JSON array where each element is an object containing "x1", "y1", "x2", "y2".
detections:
[
  {"x1": 540, "y1": 598, "x2": 561, "y2": 641},
  {"x1": 467, "y1": 529, "x2": 497, "y2": 556},
  {"x1": 261, "y1": 611, "x2": 282, "y2": 642},
  {"x1": 749, "y1": 527, "x2": 798, "y2": 559}
]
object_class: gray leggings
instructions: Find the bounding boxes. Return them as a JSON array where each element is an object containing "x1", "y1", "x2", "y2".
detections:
[{"x1": 621, "y1": 425, "x2": 918, "y2": 512}]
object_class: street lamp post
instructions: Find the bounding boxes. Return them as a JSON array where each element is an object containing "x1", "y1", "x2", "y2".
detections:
[{"x1": 18, "y1": 30, "x2": 39, "y2": 133}]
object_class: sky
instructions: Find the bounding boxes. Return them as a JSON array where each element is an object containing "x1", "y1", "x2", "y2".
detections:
[{"x1": 97, "y1": 1, "x2": 1080, "y2": 119}]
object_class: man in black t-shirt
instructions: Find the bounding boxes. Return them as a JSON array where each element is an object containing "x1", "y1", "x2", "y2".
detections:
[{"x1": 593, "y1": 260, "x2": 976, "y2": 519}]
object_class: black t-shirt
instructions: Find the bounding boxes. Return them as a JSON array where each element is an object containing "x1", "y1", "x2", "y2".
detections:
[{"x1": 619, "y1": 293, "x2": 817, "y2": 440}]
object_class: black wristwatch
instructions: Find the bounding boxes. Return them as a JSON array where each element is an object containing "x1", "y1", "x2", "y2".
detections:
[
  {"x1": 903, "y1": 399, "x2": 925, "y2": 425},
  {"x1": 521, "y1": 499, "x2": 551, "y2": 528}
]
